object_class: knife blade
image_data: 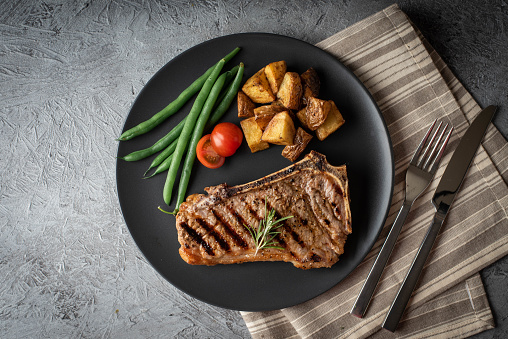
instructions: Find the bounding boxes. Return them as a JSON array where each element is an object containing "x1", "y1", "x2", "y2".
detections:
[{"x1": 382, "y1": 105, "x2": 497, "y2": 332}]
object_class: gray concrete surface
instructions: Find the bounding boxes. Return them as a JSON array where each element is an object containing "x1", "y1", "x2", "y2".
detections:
[{"x1": 1, "y1": 0, "x2": 506, "y2": 338}]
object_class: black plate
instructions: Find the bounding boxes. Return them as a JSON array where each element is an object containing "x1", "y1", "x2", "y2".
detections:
[{"x1": 116, "y1": 33, "x2": 394, "y2": 311}]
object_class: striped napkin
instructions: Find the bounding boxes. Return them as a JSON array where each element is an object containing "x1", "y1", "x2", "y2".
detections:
[{"x1": 241, "y1": 4, "x2": 508, "y2": 338}]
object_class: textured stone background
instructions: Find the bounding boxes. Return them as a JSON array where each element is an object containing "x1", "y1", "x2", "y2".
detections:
[{"x1": 1, "y1": 0, "x2": 506, "y2": 338}]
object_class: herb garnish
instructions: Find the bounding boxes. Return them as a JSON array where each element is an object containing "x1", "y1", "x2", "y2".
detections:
[{"x1": 246, "y1": 198, "x2": 293, "y2": 255}]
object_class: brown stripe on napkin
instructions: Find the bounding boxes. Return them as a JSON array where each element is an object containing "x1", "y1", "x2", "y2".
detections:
[{"x1": 242, "y1": 4, "x2": 508, "y2": 338}]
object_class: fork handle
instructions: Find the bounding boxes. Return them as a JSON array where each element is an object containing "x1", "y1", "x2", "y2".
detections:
[
  {"x1": 350, "y1": 201, "x2": 413, "y2": 318},
  {"x1": 382, "y1": 211, "x2": 446, "y2": 332}
]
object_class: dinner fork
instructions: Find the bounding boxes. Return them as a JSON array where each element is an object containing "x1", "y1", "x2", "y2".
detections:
[{"x1": 350, "y1": 119, "x2": 453, "y2": 318}]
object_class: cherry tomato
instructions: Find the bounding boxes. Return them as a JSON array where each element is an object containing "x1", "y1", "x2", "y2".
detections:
[
  {"x1": 196, "y1": 134, "x2": 225, "y2": 169},
  {"x1": 210, "y1": 122, "x2": 243, "y2": 157}
]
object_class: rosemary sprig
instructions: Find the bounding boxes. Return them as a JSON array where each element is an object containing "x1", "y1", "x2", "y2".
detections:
[{"x1": 245, "y1": 198, "x2": 293, "y2": 255}]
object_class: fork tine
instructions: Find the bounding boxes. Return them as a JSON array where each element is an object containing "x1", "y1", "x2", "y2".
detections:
[
  {"x1": 429, "y1": 126, "x2": 453, "y2": 173},
  {"x1": 423, "y1": 123, "x2": 448, "y2": 170},
  {"x1": 418, "y1": 121, "x2": 444, "y2": 167},
  {"x1": 409, "y1": 119, "x2": 437, "y2": 166}
]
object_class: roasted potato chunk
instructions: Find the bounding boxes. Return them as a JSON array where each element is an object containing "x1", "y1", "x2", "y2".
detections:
[
  {"x1": 237, "y1": 90, "x2": 256, "y2": 118},
  {"x1": 282, "y1": 127, "x2": 313, "y2": 162},
  {"x1": 261, "y1": 111, "x2": 296, "y2": 146},
  {"x1": 296, "y1": 107, "x2": 311, "y2": 130},
  {"x1": 241, "y1": 68, "x2": 276, "y2": 104},
  {"x1": 240, "y1": 117, "x2": 270, "y2": 153},
  {"x1": 316, "y1": 101, "x2": 345, "y2": 141},
  {"x1": 306, "y1": 97, "x2": 331, "y2": 131},
  {"x1": 273, "y1": 100, "x2": 295, "y2": 119},
  {"x1": 300, "y1": 68, "x2": 320, "y2": 105},
  {"x1": 254, "y1": 104, "x2": 286, "y2": 130},
  {"x1": 264, "y1": 61, "x2": 287, "y2": 95},
  {"x1": 271, "y1": 100, "x2": 286, "y2": 109},
  {"x1": 276, "y1": 72, "x2": 303, "y2": 110}
]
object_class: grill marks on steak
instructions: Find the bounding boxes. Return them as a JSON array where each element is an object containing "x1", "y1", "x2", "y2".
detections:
[{"x1": 175, "y1": 151, "x2": 351, "y2": 269}]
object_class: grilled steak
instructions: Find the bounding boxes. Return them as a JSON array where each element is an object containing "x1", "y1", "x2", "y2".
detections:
[{"x1": 175, "y1": 151, "x2": 351, "y2": 269}]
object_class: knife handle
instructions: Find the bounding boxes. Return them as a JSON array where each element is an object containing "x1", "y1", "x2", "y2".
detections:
[
  {"x1": 382, "y1": 211, "x2": 446, "y2": 332},
  {"x1": 350, "y1": 201, "x2": 412, "y2": 318}
]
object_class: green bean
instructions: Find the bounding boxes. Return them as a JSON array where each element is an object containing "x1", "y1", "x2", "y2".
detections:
[
  {"x1": 118, "y1": 47, "x2": 240, "y2": 141},
  {"x1": 144, "y1": 153, "x2": 173, "y2": 179},
  {"x1": 207, "y1": 62, "x2": 244, "y2": 128},
  {"x1": 212, "y1": 78, "x2": 235, "y2": 112},
  {"x1": 143, "y1": 139, "x2": 178, "y2": 177},
  {"x1": 211, "y1": 66, "x2": 238, "y2": 110},
  {"x1": 173, "y1": 72, "x2": 227, "y2": 212},
  {"x1": 120, "y1": 118, "x2": 185, "y2": 162},
  {"x1": 148, "y1": 138, "x2": 178, "y2": 173},
  {"x1": 163, "y1": 59, "x2": 226, "y2": 206},
  {"x1": 221, "y1": 65, "x2": 239, "y2": 92},
  {"x1": 145, "y1": 141, "x2": 192, "y2": 179},
  {"x1": 173, "y1": 62, "x2": 245, "y2": 212}
]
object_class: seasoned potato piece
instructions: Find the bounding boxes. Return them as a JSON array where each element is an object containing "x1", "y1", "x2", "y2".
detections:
[
  {"x1": 255, "y1": 112, "x2": 276, "y2": 131},
  {"x1": 240, "y1": 117, "x2": 270, "y2": 153},
  {"x1": 237, "y1": 90, "x2": 256, "y2": 118},
  {"x1": 273, "y1": 100, "x2": 295, "y2": 119},
  {"x1": 254, "y1": 104, "x2": 286, "y2": 130},
  {"x1": 261, "y1": 111, "x2": 296, "y2": 146},
  {"x1": 300, "y1": 68, "x2": 320, "y2": 105},
  {"x1": 296, "y1": 107, "x2": 311, "y2": 130},
  {"x1": 264, "y1": 61, "x2": 287, "y2": 95},
  {"x1": 282, "y1": 127, "x2": 313, "y2": 162},
  {"x1": 271, "y1": 100, "x2": 286, "y2": 109},
  {"x1": 241, "y1": 68, "x2": 276, "y2": 104},
  {"x1": 276, "y1": 72, "x2": 303, "y2": 110},
  {"x1": 306, "y1": 97, "x2": 331, "y2": 131},
  {"x1": 316, "y1": 101, "x2": 345, "y2": 141}
]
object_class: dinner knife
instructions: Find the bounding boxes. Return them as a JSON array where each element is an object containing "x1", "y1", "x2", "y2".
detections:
[{"x1": 381, "y1": 105, "x2": 497, "y2": 332}]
